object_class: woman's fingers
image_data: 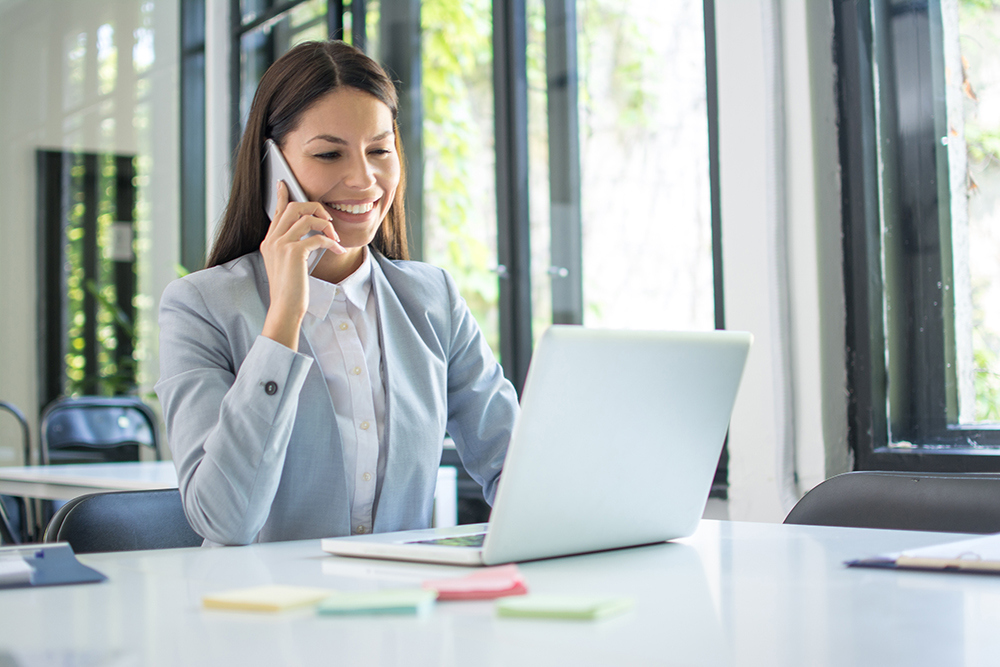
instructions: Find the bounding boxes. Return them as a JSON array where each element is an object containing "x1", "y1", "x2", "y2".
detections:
[
  {"x1": 274, "y1": 180, "x2": 289, "y2": 221},
  {"x1": 264, "y1": 186, "x2": 346, "y2": 258},
  {"x1": 269, "y1": 182, "x2": 334, "y2": 235}
]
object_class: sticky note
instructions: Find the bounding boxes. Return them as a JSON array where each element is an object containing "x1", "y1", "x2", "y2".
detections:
[
  {"x1": 495, "y1": 595, "x2": 634, "y2": 620},
  {"x1": 423, "y1": 564, "x2": 528, "y2": 600},
  {"x1": 316, "y1": 588, "x2": 437, "y2": 615},
  {"x1": 202, "y1": 585, "x2": 336, "y2": 612}
]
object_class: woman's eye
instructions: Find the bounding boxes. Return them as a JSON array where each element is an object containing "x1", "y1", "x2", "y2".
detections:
[
  {"x1": 315, "y1": 152, "x2": 340, "y2": 160},
  {"x1": 370, "y1": 149, "x2": 392, "y2": 156}
]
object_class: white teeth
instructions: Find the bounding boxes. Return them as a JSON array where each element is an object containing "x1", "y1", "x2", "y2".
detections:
[{"x1": 331, "y1": 202, "x2": 374, "y2": 215}]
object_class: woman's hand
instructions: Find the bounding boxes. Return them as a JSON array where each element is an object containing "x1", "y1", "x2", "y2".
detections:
[{"x1": 260, "y1": 181, "x2": 344, "y2": 351}]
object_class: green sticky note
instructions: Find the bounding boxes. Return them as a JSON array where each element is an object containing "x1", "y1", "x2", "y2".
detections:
[
  {"x1": 495, "y1": 595, "x2": 633, "y2": 620},
  {"x1": 317, "y1": 588, "x2": 437, "y2": 616}
]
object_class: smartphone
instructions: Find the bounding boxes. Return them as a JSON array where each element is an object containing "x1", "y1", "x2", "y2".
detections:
[{"x1": 262, "y1": 138, "x2": 325, "y2": 273}]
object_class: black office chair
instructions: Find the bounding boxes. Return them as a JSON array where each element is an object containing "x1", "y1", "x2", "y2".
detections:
[
  {"x1": 43, "y1": 489, "x2": 203, "y2": 553},
  {"x1": 39, "y1": 396, "x2": 161, "y2": 465},
  {"x1": 784, "y1": 470, "x2": 1000, "y2": 534},
  {"x1": 0, "y1": 401, "x2": 31, "y2": 544}
]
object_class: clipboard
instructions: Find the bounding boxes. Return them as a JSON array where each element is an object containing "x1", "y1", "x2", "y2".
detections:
[
  {"x1": 0, "y1": 543, "x2": 107, "y2": 589},
  {"x1": 847, "y1": 533, "x2": 1000, "y2": 574}
]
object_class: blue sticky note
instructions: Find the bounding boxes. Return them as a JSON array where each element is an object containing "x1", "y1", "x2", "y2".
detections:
[{"x1": 316, "y1": 588, "x2": 437, "y2": 616}]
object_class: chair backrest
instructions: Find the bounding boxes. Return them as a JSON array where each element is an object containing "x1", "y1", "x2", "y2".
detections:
[
  {"x1": 43, "y1": 489, "x2": 203, "y2": 553},
  {"x1": 40, "y1": 396, "x2": 161, "y2": 465},
  {"x1": 784, "y1": 471, "x2": 1000, "y2": 534},
  {"x1": 0, "y1": 401, "x2": 30, "y2": 544}
]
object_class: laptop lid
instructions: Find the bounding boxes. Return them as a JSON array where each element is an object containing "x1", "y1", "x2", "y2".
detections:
[
  {"x1": 321, "y1": 326, "x2": 751, "y2": 565},
  {"x1": 479, "y1": 326, "x2": 751, "y2": 564}
]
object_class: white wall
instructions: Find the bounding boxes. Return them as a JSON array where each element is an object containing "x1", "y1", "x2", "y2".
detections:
[
  {"x1": 0, "y1": 0, "x2": 179, "y2": 464},
  {"x1": 715, "y1": 0, "x2": 849, "y2": 522}
]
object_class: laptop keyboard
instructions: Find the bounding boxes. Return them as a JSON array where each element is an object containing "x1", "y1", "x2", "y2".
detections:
[{"x1": 407, "y1": 533, "x2": 486, "y2": 548}]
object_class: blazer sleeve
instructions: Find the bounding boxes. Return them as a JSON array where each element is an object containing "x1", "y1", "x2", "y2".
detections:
[
  {"x1": 440, "y1": 270, "x2": 519, "y2": 505},
  {"x1": 154, "y1": 277, "x2": 313, "y2": 545}
]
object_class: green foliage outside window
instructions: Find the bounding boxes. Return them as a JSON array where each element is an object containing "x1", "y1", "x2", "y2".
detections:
[
  {"x1": 958, "y1": 0, "x2": 1000, "y2": 420},
  {"x1": 63, "y1": 154, "x2": 138, "y2": 398}
]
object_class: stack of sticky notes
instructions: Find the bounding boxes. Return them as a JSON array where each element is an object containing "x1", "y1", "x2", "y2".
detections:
[
  {"x1": 423, "y1": 564, "x2": 528, "y2": 600},
  {"x1": 202, "y1": 567, "x2": 630, "y2": 621},
  {"x1": 202, "y1": 585, "x2": 335, "y2": 612},
  {"x1": 203, "y1": 585, "x2": 438, "y2": 616},
  {"x1": 495, "y1": 595, "x2": 633, "y2": 621},
  {"x1": 316, "y1": 588, "x2": 437, "y2": 616}
]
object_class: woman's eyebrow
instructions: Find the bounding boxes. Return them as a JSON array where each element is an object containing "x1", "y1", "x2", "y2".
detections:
[{"x1": 307, "y1": 130, "x2": 394, "y2": 145}]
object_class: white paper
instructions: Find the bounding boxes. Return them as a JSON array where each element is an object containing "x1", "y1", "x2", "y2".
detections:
[
  {"x1": 899, "y1": 533, "x2": 1000, "y2": 561},
  {"x1": 0, "y1": 556, "x2": 34, "y2": 586}
]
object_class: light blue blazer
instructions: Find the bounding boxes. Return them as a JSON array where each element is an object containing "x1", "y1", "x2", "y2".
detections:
[{"x1": 154, "y1": 250, "x2": 518, "y2": 545}]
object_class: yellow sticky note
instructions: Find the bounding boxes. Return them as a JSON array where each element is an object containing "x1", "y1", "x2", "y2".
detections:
[{"x1": 203, "y1": 585, "x2": 336, "y2": 612}]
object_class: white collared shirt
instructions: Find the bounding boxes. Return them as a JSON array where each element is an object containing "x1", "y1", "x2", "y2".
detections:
[{"x1": 301, "y1": 249, "x2": 385, "y2": 535}]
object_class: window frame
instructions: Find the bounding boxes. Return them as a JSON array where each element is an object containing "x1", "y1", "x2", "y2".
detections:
[{"x1": 837, "y1": 0, "x2": 1000, "y2": 472}]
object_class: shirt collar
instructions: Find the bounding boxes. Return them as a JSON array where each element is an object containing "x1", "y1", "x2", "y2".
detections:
[{"x1": 306, "y1": 247, "x2": 372, "y2": 320}]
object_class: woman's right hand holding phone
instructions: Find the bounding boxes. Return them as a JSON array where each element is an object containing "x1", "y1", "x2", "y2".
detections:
[{"x1": 260, "y1": 181, "x2": 344, "y2": 351}]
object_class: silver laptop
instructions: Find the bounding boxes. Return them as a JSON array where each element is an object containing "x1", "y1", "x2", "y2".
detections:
[{"x1": 321, "y1": 326, "x2": 752, "y2": 566}]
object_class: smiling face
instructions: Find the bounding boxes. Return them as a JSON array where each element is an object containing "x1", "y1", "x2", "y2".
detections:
[{"x1": 280, "y1": 86, "x2": 400, "y2": 270}]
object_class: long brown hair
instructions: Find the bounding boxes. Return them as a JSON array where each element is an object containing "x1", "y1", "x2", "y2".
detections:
[{"x1": 206, "y1": 40, "x2": 408, "y2": 268}]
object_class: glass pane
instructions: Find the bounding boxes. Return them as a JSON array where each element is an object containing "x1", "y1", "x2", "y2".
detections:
[
  {"x1": 576, "y1": 0, "x2": 714, "y2": 331},
  {"x1": 526, "y1": 0, "x2": 552, "y2": 345},
  {"x1": 421, "y1": 0, "x2": 500, "y2": 355},
  {"x1": 241, "y1": 0, "x2": 275, "y2": 26},
  {"x1": 365, "y1": 0, "x2": 381, "y2": 56},
  {"x1": 947, "y1": 0, "x2": 1000, "y2": 423}
]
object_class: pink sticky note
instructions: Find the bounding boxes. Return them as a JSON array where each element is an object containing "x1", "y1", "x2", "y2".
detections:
[{"x1": 423, "y1": 564, "x2": 529, "y2": 600}]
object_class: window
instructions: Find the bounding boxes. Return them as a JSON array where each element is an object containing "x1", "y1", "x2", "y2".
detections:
[
  {"x1": 839, "y1": 0, "x2": 1000, "y2": 470},
  {"x1": 31, "y1": 5, "x2": 166, "y2": 410}
]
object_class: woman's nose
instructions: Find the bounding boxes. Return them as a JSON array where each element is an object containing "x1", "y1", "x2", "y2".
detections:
[{"x1": 343, "y1": 154, "x2": 376, "y2": 189}]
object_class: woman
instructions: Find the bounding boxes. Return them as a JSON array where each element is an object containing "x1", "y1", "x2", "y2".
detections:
[{"x1": 155, "y1": 40, "x2": 518, "y2": 546}]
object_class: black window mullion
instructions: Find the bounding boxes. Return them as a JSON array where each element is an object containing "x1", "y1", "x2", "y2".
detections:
[
  {"x1": 378, "y1": 0, "x2": 423, "y2": 261},
  {"x1": 351, "y1": 0, "x2": 366, "y2": 51},
  {"x1": 180, "y1": 0, "x2": 207, "y2": 272},
  {"x1": 704, "y1": 0, "x2": 724, "y2": 332},
  {"x1": 493, "y1": 0, "x2": 532, "y2": 394},
  {"x1": 37, "y1": 151, "x2": 69, "y2": 412},
  {"x1": 114, "y1": 155, "x2": 137, "y2": 387},
  {"x1": 230, "y1": 0, "x2": 244, "y2": 157},
  {"x1": 82, "y1": 153, "x2": 100, "y2": 395},
  {"x1": 886, "y1": 2, "x2": 948, "y2": 444},
  {"x1": 328, "y1": 0, "x2": 345, "y2": 40},
  {"x1": 703, "y1": 0, "x2": 729, "y2": 496},
  {"x1": 838, "y1": 0, "x2": 889, "y2": 469},
  {"x1": 180, "y1": 53, "x2": 206, "y2": 272}
]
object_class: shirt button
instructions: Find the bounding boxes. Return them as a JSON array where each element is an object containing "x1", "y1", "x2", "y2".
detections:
[
  {"x1": 339, "y1": 322, "x2": 349, "y2": 331},
  {"x1": 352, "y1": 366, "x2": 362, "y2": 375},
  {"x1": 356, "y1": 525, "x2": 367, "y2": 534},
  {"x1": 362, "y1": 472, "x2": 372, "y2": 482},
  {"x1": 360, "y1": 421, "x2": 370, "y2": 430},
  {"x1": 264, "y1": 381, "x2": 278, "y2": 395}
]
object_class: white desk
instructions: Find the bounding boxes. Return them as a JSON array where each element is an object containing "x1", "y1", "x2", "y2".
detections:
[
  {"x1": 0, "y1": 461, "x2": 459, "y2": 527},
  {"x1": 0, "y1": 520, "x2": 995, "y2": 667},
  {"x1": 0, "y1": 461, "x2": 177, "y2": 500}
]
